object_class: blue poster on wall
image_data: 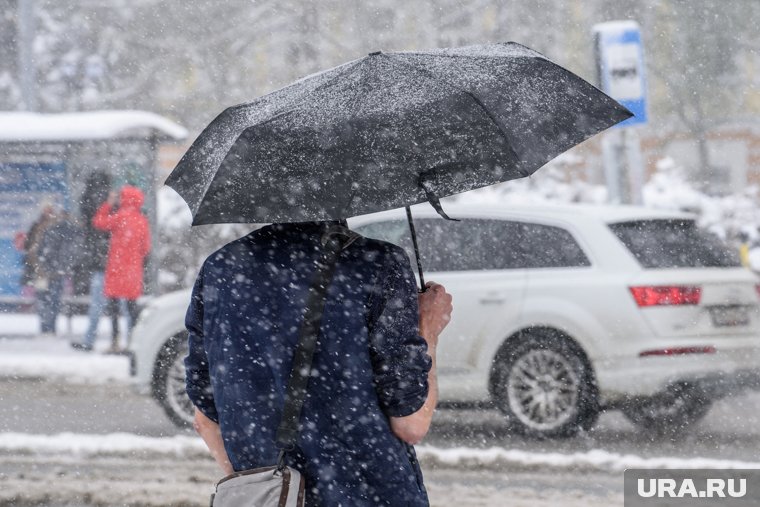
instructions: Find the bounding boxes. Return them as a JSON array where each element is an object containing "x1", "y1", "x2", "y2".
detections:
[{"x1": 0, "y1": 162, "x2": 67, "y2": 297}]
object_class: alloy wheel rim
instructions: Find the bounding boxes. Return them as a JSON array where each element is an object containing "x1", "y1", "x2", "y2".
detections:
[
  {"x1": 166, "y1": 350, "x2": 195, "y2": 424},
  {"x1": 507, "y1": 349, "x2": 580, "y2": 431}
]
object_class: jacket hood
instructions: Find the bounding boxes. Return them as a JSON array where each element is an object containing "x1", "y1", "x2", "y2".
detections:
[{"x1": 120, "y1": 185, "x2": 145, "y2": 209}]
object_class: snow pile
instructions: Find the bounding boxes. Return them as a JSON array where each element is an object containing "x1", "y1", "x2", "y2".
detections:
[
  {"x1": 0, "y1": 432, "x2": 204, "y2": 457},
  {"x1": 0, "y1": 352, "x2": 129, "y2": 383},
  {"x1": 0, "y1": 323, "x2": 130, "y2": 383},
  {"x1": 3, "y1": 431, "x2": 759, "y2": 472},
  {"x1": 416, "y1": 446, "x2": 760, "y2": 471}
]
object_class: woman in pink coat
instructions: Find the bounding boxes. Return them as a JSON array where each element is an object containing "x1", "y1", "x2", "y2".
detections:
[{"x1": 92, "y1": 185, "x2": 150, "y2": 348}]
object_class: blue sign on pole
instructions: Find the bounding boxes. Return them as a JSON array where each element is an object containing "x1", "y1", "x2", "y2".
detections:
[{"x1": 594, "y1": 21, "x2": 648, "y2": 127}]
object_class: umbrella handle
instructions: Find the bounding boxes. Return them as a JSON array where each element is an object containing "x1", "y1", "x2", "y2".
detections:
[{"x1": 405, "y1": 206, "x2": 427, "y2": 292}]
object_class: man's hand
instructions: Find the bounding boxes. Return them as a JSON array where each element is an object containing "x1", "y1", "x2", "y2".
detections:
[
  {"x1": 193, "y1": 408, "x2": 234, "y2": 475},
  {"x1": 418, "y1": 281, "x2": 453, "y2": 347},
  {"x1": 389, "y1": 282, "x2": 452, "y2": 445},
  {"x1": 106, "y1": 190, "x2": 118, "y2": 207}
]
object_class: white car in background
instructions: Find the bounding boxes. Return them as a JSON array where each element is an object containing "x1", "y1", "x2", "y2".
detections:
[{"x1": 129, "y1": 204, "x2": 760, "y2": 438}]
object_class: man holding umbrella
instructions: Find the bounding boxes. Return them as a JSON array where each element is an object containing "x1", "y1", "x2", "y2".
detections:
[
  {"x1": 170, "y1": 42, "x2": 629, "y2": 505},
  {"x1": 186, "y1": 222, "x2": 452, "y2": 505}
]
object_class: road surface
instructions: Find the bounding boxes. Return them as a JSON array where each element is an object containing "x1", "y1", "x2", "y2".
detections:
[{"x1": 2, "y1": 377, "x2": 759, "y2": 506}]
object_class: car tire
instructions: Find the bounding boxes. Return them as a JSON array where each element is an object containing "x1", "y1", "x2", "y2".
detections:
[
  {"x1": 492, "y1": 330, "x2": 599, "y2": 438},
  {"x1": 621, "y1": 383, "x2": 712, "y2": 437},
  {"x1": 152, "y1": 332, "x2": 195, "y2": 428}
]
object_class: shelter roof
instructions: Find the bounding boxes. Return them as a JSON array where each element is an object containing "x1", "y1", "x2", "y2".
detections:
[{"x1": 0, "y1": 110, "x2": 188, "y2": 142}]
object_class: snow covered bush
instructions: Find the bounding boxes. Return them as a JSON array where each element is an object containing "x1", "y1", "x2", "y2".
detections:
[{"x1": 642, "y1": 157, "x2": 760, "y2": 242}]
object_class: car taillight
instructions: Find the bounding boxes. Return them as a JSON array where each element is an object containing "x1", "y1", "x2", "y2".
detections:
[
  {"x1": 755, "y1": 284, "x2": 760, "y2": 300},
  {"x1": 629, "y1": 286, "x2": 702, "y2": 307}
]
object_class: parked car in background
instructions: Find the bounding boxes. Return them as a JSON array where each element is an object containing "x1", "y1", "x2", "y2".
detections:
[{"x1": 130, "y1": 204, "x2": 760, "y2": 437}]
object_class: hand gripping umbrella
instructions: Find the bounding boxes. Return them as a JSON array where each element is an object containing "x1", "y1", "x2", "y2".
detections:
[{"x1": 166, "y1": 42, "x2": 631, "y2": 289}]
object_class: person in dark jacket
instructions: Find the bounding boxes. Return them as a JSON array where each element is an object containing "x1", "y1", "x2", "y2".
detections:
[
  {"x1": 36, "y1": 210, "x2": 81, "y2": 335},
  {"x1": 20, "y1": 202, "x2": 57, "y2": 289},
  {"x1": 185, "y1": 222, "x2": 452, "y2": 506},
  {"x1": 71, "y1": 172, "x2": 113, "y2": 352},
  {"x1": 91, "y1": 185, "x2": 151, "y2": 351}
]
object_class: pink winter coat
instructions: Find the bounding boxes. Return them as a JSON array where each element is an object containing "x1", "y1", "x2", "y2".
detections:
[{"x1": 92, "y1": 186, "x2": 151, "y2": 300}]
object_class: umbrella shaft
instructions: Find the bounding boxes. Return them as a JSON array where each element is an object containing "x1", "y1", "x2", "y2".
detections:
[{"x1": 405, "y1": 206, "x2": 426, "y2": 292}]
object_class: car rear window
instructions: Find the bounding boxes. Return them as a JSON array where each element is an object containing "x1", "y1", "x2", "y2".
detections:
[{"x1": 609, "y1": 219, "x2": 741, "y2": 268}]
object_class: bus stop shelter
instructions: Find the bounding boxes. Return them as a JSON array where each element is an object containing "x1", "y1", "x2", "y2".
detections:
[{"x1": 0, "y1": 110, "x2": 187, "y2": 309}]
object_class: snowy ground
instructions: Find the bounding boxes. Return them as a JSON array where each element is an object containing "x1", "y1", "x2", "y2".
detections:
[
  {"x1": 0, "y1": 429, "x2": 625, "y2": 507},
  {"x1": 2, "y1": 313, "x2": 760, "y2": 506},
  {"x1": 0, "y1": 451, "x2": 624, "y2": 507},
  {"x1": 0, "y1": 313, "x2": 131, "y2": 383}
]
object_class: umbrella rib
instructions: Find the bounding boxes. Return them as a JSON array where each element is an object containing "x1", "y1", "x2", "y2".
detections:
[
  {"x1": 461, "y1": 90, "x2": 527, "y2": 177},
  {"x1": 335, "y1": 59, "x2": 381, "y2": 219},
  {"x1": 236, "y1": 59, "x2": 365, "y2": 136},
  {"x1": 297, "y1": 59, "x2": 366, "y2": 108},
  {"x1": 385, "y1": 55, "x2": 525, "y2": 177},
  {"x1": 190, "y1": 109, "x2": 296, "y2": 221},
  {"x1": 190, "y1": 61, "x2": 369, "y2": 222}
]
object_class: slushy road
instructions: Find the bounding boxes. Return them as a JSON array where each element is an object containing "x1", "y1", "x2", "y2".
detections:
[
  {"x1": 3, "y1": 377, "x2": 760, "y2": 460},
  {"x1": 1, "y1": 377, "x2": 760, "y2": 506}
]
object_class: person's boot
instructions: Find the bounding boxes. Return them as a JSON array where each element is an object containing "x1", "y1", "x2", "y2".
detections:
[{"x1": 106, "y1": 333, "x2": 122, "y2": 354}]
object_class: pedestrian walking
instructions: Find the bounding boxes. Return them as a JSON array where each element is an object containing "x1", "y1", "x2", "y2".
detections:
[
  {"x1": 185, "y1": 222, "x2": 452, "y2": 505},
  {"x1": 36, "y1": 210, "x2": 81, "y2": 336},
  {"x1": 92, "y1": 185, "x2": 151, "y2": 352},
  {"x1": 71, "y1": 171, "x2": 112, "y2": 352}
]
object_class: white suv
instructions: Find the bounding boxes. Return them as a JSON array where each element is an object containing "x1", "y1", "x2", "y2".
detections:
[{"x1": 129, "y1": 204, "x2": 760, "y2": 438}]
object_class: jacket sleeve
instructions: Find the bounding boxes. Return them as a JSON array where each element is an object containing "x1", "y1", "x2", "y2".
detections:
[
  {"x1": 141, "y1": 217, "x2": 151, "y2": 256},
  {"x1": 36, "y1": 226, "x2": 55, "y2": 275},
  {"x1": 368, "y1": 246, "x2": 432, "y2": 418},
  {"x1": 184, "y1": 264, "x2": 219, "y2": 423},
  {"x1": 91, "y1": 203, "x2": 116, "y2": 231}
]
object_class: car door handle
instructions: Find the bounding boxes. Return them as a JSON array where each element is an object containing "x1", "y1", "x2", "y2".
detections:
[{"x1": 479, "y1": 297, "x2": 506, "y2": 305}]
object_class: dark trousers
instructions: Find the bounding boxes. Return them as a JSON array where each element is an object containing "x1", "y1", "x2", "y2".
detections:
[
  {"x1": 38, "y1": 277, "x2": 64, "y2": 334},
  {"x1": 107, "y1": 298, "x2": 140, "y2": 344}
]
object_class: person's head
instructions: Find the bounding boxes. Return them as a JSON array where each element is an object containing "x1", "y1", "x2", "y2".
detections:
[
  {"x1": 38, "y1": 199, "x2": 61, "y2": 221},
  {"x1": 119, "y1": 185, "x2": 145, "y2": 210},
  {"x1": 83, "y1": 171, "x2": 112, "y2": 201}
]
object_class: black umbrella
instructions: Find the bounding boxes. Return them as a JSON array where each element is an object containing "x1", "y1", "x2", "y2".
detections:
[{"x1": 166, "y1": 42, "x2": 631, "y2": 286}]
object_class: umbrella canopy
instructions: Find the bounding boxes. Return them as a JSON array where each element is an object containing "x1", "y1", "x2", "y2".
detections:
[{"x1": 166, "y1": 42, "x2": 631, "y2": 225}]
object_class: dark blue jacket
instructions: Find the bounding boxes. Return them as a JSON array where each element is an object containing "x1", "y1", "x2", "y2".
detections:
[
  {"x1": 185, "y1": 223, "x2": 431, "y2": 506},
  {"x1": 38, "y1": 218, "x2": 82, "y2": 279}
]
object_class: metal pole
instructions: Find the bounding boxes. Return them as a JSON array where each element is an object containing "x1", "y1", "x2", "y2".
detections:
[
  {"x1": 146, "y1": 133, "x2": 159, "y2": 296},
  {"x1": 619, "y1": 127, "x2": 632, "y2": 204},
  {"x1": 405, "y1": 206, "x2": 426, "y2": 292},
  {"x1": 17, "y1": 0, "x2": 37, "y2": 111}
]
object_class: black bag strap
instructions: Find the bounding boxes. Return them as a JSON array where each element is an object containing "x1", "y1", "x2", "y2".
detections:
[{"x1": 275, "y1": 224, "x2": 359, "y2": 465}]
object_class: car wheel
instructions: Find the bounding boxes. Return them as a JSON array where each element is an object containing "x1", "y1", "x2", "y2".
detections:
[
  {"x1": 152, "y1": 333, "x2": 195, "y2": 428},
  {"x1": 621, "y1": 383, "x2": 712, "y2": 436},
  {"x1": 492, "y1": 331, "x2": 598, "y2": 438}
]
